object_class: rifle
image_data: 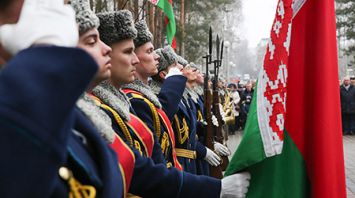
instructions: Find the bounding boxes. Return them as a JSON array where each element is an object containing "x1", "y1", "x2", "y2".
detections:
[
  {"x1": 212, "y1": 36, "x2": 230, "y2": 171},
  {"x1": 203, "y1": 27, "x2": 223, "y2": 179}
]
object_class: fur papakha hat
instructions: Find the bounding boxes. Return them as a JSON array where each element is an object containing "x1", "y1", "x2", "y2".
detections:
[
  {"x1": 162, "y1": 46, "x2": 177, "y2": 65},
  {"x1": 97, "y1": 10, "x2": 137, "y2": 45},
  {"x1": 70, "y1": 0, "x2": 99, "y2": 34},
  {"x1": 155, "y1": 48, "x2": 169, "y2": 72},
  {"x1": 155, "y1": 45, "x2": 178, "y2": 72},
  {"x1": 190, "y1": 62, "x2": 201, "y2": 70},
  {"x1": 177, "y1": 55, "x2": 188, "y2": 67},
  {"x1": 134, "y1": 20, "x2": 153, "y2": 48}
]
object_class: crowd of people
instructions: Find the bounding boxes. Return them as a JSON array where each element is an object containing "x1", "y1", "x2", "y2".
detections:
[
  {"x1": 0, "y1": 0, "x2": 251, "y2": 197},
  {"x1": 215, "y1": 80, "x2": 255, "y2": 135}
]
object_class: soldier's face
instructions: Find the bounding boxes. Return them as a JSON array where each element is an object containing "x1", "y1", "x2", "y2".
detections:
[
  {"x1": 77, "y1": 28, "x2": 112, "y2": 84},
  {"x1": 183, "y1": 65, "x2": 197, "y2": 82},
  {"x1": 135, "y1": 42, "x2": 159, "y2": 77},
  {"x1": 110, "y1": 39, "x2": 139, "y2": 86},
  {"x1": 196, "y1": 70, "x2": 204, "y2": 84}
]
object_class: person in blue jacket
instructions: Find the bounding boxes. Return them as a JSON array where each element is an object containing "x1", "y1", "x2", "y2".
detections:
[{"x1": 0, "y1": 0, "x2": 124, "y2": 197}]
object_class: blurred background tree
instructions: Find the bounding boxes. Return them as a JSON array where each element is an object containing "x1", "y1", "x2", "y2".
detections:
[{"x1": 336, "y1": 0, "x2": 355, "y2": 77}]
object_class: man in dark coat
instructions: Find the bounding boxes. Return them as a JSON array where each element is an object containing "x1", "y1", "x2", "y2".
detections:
[{"x1": 340, "y1": 76, "x2": 355, "y2": 135}]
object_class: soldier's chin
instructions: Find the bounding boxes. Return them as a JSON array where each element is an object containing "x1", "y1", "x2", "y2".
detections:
[{"x1": 127, "y1": 76, "x2": 135, "y2": 84}]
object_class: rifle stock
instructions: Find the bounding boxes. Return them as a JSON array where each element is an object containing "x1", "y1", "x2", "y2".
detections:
[
  {"x1": 212, "y1": 89, "x2": 230, "y2": 171},
  {"x1": 204, "y1": 87, "x2": 223, "y2": 179}
]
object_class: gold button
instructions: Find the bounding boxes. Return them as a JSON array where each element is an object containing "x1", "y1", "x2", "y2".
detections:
[{"x1": 58, "y1": 167, "x2": 71, "y2": 180}]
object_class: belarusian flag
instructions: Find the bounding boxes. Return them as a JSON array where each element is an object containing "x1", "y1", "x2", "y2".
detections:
[
  {"x1": 149, "y1": 0, "x2": 176, "y2": 48},
  {"x1": 225, "y1": 0, "x2": 347, "y2": 197}
]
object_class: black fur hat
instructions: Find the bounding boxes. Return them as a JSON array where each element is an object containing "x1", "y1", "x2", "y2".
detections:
[
  {"x1": 134, "y1": 20, "x2": 153, "y2": 48},
  {"x1": 70, "y1": 0, "x2": 99, "y2": 34},
  {"x1": 97, "y1": 10, "x2": 137, "y2": 45}
]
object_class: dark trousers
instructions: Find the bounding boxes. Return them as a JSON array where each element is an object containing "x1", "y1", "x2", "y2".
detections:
[{"x1": 342, "y1": 113, "x2": 355, "y2": 134}]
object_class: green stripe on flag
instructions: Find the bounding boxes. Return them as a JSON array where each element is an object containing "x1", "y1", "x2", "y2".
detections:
[
  {"x1": 225, "y1": 86, "x2": 266, "y2": 174},
  {"x1": 156, "y1": 0, "x2": 176, "y2": 45},
  {"x1": 242, "y1": 131, "x2": 310, "y2": 198},
  {"x1": 225, "y1": 86, "x2": 310, "y2": 197}
]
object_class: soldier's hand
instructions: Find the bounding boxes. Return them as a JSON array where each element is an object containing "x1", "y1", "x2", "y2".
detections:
[
  {"x1": 204, "y1": 147, "x2": 221, "y2": 167},
  {"x1": 214, "y1": 142, "x2": 231, "y2": 156},
  {"x1": 0, "y1": 0, "x2": 78, "y2": 55},
  {"x1": 220, "y1": 172, "x2": 251, "y2": 198}
]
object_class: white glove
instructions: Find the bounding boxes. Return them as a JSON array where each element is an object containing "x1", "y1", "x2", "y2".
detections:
[
  {"x1": 0, "y1": 0, "x2": 78, "y2": 55},
  {"x1": 220, "y1": 172, "x2": 251, "y2": 198},
  {"x1": 214, "y1": 142, "x2": 231, "y2": 156},
  {"x1": 212, "y1": 114, "x2": 219, "y2": 127},
  {"x1": 204, "y1": 147, "x2": 221, "y2": 167},
  {"x1": 165, "y1": 67, "x2": 183, "y2": 79}
]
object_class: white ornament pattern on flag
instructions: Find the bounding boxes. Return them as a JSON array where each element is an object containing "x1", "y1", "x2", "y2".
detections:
[
  {"x1": 257, "y1": 0, "x2": 294, "y2": 157},
  {"x1": 273, "y1": 20, "x2": 282, "y2": 37},
  {"x1": 278, "y1": 1, "x2": 285, "y2": 19},
  {"x1": 268, "y1": 39, "x2": 276, "y2": 60},
  {"x1": 284, "y1": 23, "x2": 292, "y2": 54}
]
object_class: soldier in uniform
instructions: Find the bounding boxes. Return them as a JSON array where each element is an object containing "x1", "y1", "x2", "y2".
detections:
[
  {"x1": 122, "y1": 21, "x2": 187, "y2": 170},
  {"x1": 190, "y1": 63, "x2": 231, "y2": 176},
  {"x1": 74, "y1": 6, "x2": 251, "y2": 198},
  {"x1": 92, "y1": 12, "x2": 166, "y2": 165},
  {"x1": 0, "y1": 0, "x2": 124, "y2": 197},
  {"x1": 150, "y1": 52, "x2": 220, "y2": 174}
]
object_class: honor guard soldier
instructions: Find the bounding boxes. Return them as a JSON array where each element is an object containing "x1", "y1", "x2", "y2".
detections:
[
  {"x1": 193, "y1": 65, "x2": 231, "y2": 175},
  {"x1": 122, "y1": 20, "x2": 187, "y2": 171},
  {"x1": 0, "y1": 0, "x2": 124, "y2": 197},
  {"x1": 173, "y1": 56, "x2": 223, "y2": 174},
  {"x1": 93, "y1": 11, "x2": 165, "y2": 165}
]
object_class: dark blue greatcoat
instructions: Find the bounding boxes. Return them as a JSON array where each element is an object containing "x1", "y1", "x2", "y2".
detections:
[
  {"x1": 105, "y1": 114, "x2": 222, "y2": 198},
  {"x1": 129, "y1": 147, "x2": 221, "y2": 198},
  {"x1": 126, "y1": 75, "x2": 187, "y2": 167},
  {"x1": 172, "y1": 96, "x2": 199, "y2": 174},
  {"x1": 101, "y1": 105, "x2": 166, "y2": 164},
  {"x1": 194, "y1": 96, "x2": 210, "y2": 176},
  {"x1": 0, "y1": 47, "x2": 123, "y2": 198}
]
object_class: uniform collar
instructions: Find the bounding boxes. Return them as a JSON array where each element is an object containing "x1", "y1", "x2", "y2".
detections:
[
  {"x1": 77, "y1": 93, "x2": 116, "y2": 144},
  {"x1": 92, "y1": 81, "x2": 131, "y2": 121}
]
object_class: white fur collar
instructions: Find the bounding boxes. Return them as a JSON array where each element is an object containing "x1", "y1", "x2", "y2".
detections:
[
  {"x1": 149, "y1": 79, "x2": 162, "y2": 95},
  {"x1": 123, "y1": 79, "x2": 162, "y2": 108},
  {"x1": 76, "y1": 93, "x2": 115, "y2": 143},
  {"x1": 92, "y1": 81, "x2": 131, "y2": 121}
]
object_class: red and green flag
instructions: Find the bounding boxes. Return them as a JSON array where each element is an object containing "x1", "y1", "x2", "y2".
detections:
[
  {"x1": 225, "y1": 0, "x2": 346, "y2": 197},
  {"x1": 149, "y1": 0, "x2": 176, "y2": 48}
]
